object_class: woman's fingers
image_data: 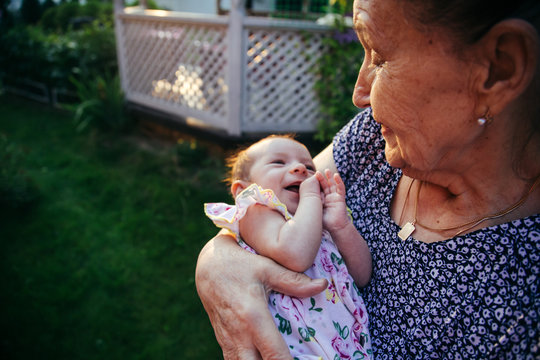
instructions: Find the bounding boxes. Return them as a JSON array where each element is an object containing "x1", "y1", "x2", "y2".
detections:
[
  {"x1": 195, "y1": 234, "x2": 310, "y2": 359},
  {"x1": 262, "y1": 260, "x2": 328, "y2": 298},
  {"x1": 196, "y1": 236, "x2": 264, "y2": 358},
  {"x1": 252, "y1": 320, "x2": 293, "y2": 360}
]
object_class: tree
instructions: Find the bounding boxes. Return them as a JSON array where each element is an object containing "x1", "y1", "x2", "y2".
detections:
[
  {"x1": 0, "y1": 0, "x2": 15, "y2": 29},
  {"x1": 20, "y1": 0, "x2": 42, "y2": 24}
]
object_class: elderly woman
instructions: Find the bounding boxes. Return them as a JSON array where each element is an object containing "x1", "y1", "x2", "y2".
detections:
[{"x1": 196, "y1": 0, "x2": 540, "y2": 358}]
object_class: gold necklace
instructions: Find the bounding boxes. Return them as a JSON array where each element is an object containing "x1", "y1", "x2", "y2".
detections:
[
  {"x1": 398, "y1": 176, "x2": 540, "y2": 240},
  {"x1": 397, "y1": 178, "x2": 419, "y2": 240}
]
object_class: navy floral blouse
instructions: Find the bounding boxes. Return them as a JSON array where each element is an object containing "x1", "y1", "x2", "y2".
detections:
[{"x1": 333, "y1": 108, "x2": 539, "y2": 359}]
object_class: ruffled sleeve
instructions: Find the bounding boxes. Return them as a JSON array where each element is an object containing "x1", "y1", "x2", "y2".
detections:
[{"x1": 204, "y1": 183, "x2": 292, "y2": 240}]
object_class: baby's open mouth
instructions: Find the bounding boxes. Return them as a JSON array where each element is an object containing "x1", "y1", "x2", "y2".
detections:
[{"x1": 285, "y1": 184, "x2": 300, "y2": 193}]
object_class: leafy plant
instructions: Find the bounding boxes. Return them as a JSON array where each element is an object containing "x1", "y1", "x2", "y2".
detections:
[
  {"x1": 0, "y1": 18, "x2": 117, "y2": 92},
  {"x1": 69, "y1": 74, "x2": 130, "y2": 132},
  {"x1": 70, "y1": 18, "x2": 118, "y2": 79},
  {"x1": 41, "y1": 0, "x2": 113, "y2": 32},
  {"x1": 313, "y1": 1, "x2": 364, "y2": 143}
]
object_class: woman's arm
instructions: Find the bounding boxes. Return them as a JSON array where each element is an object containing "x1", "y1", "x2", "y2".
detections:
[
  {"x1": 195, "y1": 231, "x2": 328, "y2": 359},
  {"x1": 313, "y1": 144, "x2": 337, "y2": 173}
]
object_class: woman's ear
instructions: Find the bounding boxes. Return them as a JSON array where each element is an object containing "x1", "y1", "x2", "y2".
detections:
[
  {"x1": 231, "y1": 180, "x2": 250, "y2": 197},
  {"x1": 475, "y1": 19, "x2": 539, "y2": 115}
]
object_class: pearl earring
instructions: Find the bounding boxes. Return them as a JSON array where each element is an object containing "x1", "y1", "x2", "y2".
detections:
[{"x1": 478, "y1": 110, "x2": 493, "y2": 126}]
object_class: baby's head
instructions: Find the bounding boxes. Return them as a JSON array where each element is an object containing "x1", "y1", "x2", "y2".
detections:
[{"x1": 226, "y1": 135, "x2": 316, "y2": 214}]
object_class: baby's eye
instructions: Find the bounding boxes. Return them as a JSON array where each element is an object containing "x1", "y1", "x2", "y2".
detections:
[
  {"x1": 306, "y1": 164, "x2": 315, "y2": 171},
  {"x1": 271, "y1": 159, "x2": 285, "y2": 165}
]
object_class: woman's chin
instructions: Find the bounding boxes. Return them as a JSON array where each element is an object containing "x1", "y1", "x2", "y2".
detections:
[{"x1": 384, "y1": 145, "x2": 406, "y2": 169}]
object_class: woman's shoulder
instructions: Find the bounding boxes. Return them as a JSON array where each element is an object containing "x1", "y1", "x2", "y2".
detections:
[
  {"x1": 333, "y1": 108, "x2": 380, "y2": 153},
  {"x1": 475, "y1": 214, "x2": 539, "y2": 247}
]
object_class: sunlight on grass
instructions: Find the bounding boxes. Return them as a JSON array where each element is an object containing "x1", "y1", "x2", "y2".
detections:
[{"x1": 0, "y1": 95, "x2": 228, "y2": 359}]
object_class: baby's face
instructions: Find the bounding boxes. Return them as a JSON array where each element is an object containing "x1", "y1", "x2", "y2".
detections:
[{"x1": 247, "y1": 138, "x2": 315, "y2": 214}]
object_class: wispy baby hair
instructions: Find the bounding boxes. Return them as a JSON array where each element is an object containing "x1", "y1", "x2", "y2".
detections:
[{"x1": 224, "y1": 134, "x2": 298, "y2": 188}]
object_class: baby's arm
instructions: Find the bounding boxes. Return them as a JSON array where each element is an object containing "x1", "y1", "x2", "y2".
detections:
[
  {"x1": 238, "y1": 176, "x2": 323, "y2": 273},
  {"x1": 316, "y1": 170, "x2": 372, "y2": 286}
]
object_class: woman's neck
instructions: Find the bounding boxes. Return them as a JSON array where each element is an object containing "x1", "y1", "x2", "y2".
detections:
[{"x1": 393, "y1": 167, "x2": 540, "y2": 242}]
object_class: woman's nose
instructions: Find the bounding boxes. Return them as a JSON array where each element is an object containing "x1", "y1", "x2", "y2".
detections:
[{"x1": 352, "y1": 59, "x2": 372, "y2": 108}]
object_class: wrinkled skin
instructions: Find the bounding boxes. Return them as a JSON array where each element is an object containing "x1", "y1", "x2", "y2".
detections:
[{"x1": 195, "y1": 233, "x2": 328, "y2": 359}]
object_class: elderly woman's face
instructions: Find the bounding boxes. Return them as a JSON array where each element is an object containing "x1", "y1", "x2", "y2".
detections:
[{"x1": 352, "y1": 0, "x2": 483, "y2": 175}]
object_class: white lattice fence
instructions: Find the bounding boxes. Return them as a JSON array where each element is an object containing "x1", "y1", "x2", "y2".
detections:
[
  {"x1": 116, "y1": 13, "x2": 231, "y2": 131},
  {"x1": 115, "y1": 6, "x2": 330, "y2": 135},
  {"x1": 243, "y1": 28, "x2": 327, "y2": 132}
]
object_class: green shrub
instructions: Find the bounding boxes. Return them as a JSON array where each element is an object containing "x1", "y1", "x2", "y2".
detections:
[
  {"x1": 0, "y1": 19, "x2": 117, "y2": 93},
  {"x1": 54, "y1": 1, "x2": 80, "y2": 31},
  {"x1": 40, "y1": 5, "x2": 60, "y2": 31},
  {"x1": 69, "y1": 74, "x2": 130, "y2": 132},
  {"x1": 41, "y1": 0, "x2": 113, "y2": 32},
  {"x1": 313, "y1": 3, "x2": 364, "y2": 143},
  {"x1": 72, "y1": 18, "x2": 117, "y2": 79}
]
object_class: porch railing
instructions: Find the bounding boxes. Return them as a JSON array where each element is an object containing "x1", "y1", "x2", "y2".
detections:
[{"x1": 114, "y1": 0, "x2": 331, "y2": 136}]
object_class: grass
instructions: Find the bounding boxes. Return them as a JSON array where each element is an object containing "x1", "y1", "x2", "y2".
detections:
[{"x1": 0, "y1": 94, "x2": 230, "y2": 359}]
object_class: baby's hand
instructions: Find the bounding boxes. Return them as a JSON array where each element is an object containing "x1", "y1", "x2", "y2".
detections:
[{"x1": 315, "y1": 170, "x2": 351, "y2": 232}]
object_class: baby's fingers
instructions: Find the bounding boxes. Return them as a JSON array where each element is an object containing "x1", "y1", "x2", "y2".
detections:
[
  {"x1": 333, "y1": 172, "x2": 346, "y2": 196},
  {"x1": 324, "y1": 169, "x2": 341, "y2": 192}
]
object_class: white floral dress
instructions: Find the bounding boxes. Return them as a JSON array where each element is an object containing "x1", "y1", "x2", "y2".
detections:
[{"x1": 205, "y1": 184, "x2": 372, "y2": 360}]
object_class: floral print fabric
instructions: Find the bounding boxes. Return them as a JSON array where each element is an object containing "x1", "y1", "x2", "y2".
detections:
[
  {"x1": 205, "y1": 184, "x2": 372, "y2": 359},
  {"x1": 333, "y1": 108, "x2": 539, "y2": 359}
]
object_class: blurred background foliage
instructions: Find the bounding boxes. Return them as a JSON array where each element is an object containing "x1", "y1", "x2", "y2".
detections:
[
  {"x1": 0, "y1": 0, "x2": 124, "y2": 131},
  {"x1": 0, "y1": 0, "x2": 363, "y2": 141},
  {"x1": 313, "y1": 0, "x2": 365, "y2": 142},
  {"x1": 1, "y1": 2, "x2": 226, "y2": 359},
  {"x1": 0, "y1": 0, "x2": 363, "y2": 358}
]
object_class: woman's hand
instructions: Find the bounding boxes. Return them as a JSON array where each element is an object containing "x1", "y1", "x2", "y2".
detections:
[{"x1": 195, "y1": 232, "x2": 328, "y2": 359}]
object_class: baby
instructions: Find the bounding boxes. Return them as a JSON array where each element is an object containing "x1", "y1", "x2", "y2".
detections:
[{"x1": 205, "y1": 135, "x2": 372, "y2": 359}]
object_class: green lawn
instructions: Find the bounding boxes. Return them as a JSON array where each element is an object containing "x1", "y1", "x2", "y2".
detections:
[{"x1": 0, "y1": 95, "x2": 229, "y2": 359}]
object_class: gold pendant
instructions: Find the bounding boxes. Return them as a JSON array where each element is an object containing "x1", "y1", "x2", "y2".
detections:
[{"x1": 398, "y1": 222, "x2": 415, "y2": 240}]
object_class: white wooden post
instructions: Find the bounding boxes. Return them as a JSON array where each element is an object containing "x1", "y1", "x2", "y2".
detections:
[
  {"x1": 113, "y1": 0, "x2": 129, "y2": 96},
  {"x1": 226, "y1": 0, "x2": 245, "y2": 135}
]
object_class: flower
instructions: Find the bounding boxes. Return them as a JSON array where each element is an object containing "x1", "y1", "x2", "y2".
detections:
[
  {"x1": 319, "y1": 248, "x2": 335, "y2": 273},
  {"x1": 331, "y1": 335, "x2": 351, "y2": 359}
]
